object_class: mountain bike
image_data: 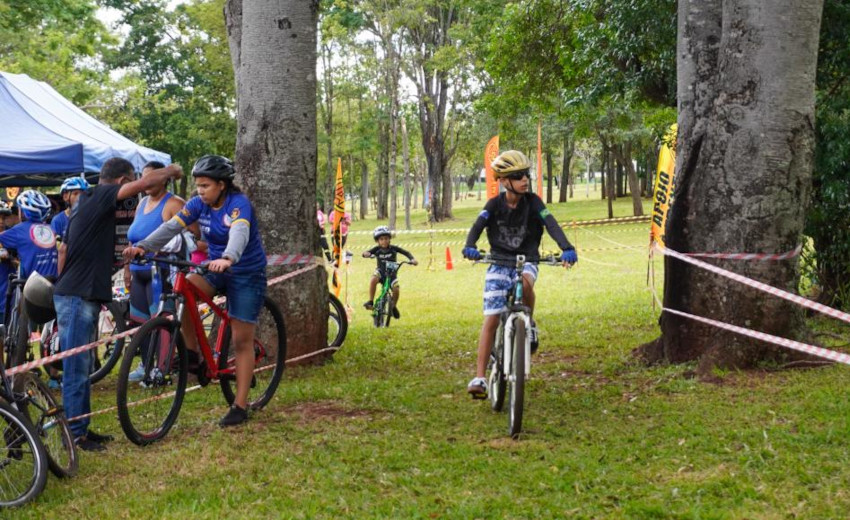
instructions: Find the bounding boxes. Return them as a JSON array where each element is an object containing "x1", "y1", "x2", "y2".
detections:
[
  {"x1": 116, "y1": 257, "x2": 286, "y2": 445},
  {"x1": 5, "y1": 275, "x2": 128, "y2": 384},
  {"x1": 327, "y1": 292, "x2": 347, "y2": 348},
  {"x1": 370, "y1": 261, "x2": 411, "y2": 328},
  {"x1": 0, "y1": 326, "x2": 52, "y2": 508},
  {"x1": 477, "y1": 253, "x2": 560, "y2": 439}
]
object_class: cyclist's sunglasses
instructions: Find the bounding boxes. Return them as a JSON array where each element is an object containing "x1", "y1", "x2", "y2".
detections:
[{"x1": 505, "y1": 170, "x2": 530, "y2": 180}]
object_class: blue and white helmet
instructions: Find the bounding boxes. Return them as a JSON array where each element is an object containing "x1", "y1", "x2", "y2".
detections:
[
  {"x1": 60, "y1": 175, "x2": 90, "y2": 194},
  {"x1": 16, "y1": 190, "x2": 51, "y2": 222}
]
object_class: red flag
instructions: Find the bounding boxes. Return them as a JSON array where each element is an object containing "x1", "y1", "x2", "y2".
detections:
[
  {"x1": 484, "y1": 135, "x2": 499, "y2": 199},
  {"x1": 536, "y1": 120, "x2": 543, "y2": 197}
]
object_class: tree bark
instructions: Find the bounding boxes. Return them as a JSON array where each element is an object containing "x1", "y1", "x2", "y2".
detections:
[
  {"x1": 559, "y1": 134, "x2": 573, "y2": 203},
  {"x1": 637, "y1": 0, "x2": 823, "y2": 373},
  {"x1": 359, "y1": 160, "x2": 368, "y2": 220},
  {"x1": 611, "y1": 141, "x2": 644, "y2": 216},
  {"x1": 546, "y1": 151, "x2": 553, "y2": 204},
  {"x1": 225, "y1": 0, "x2": 326, "y2": 361},
  {"x1": 401, "y1": 117, "x2": 411, "y2": 230}
]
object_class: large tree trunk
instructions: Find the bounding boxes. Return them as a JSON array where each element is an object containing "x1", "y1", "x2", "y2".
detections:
[
  {"x1": 359, "y1": 160, "x2": 368, "y2": 220},
  {"x1": 637, "y1": 0, "x2": 823, "y2": 373},
  {"x1": 320, "y1": 42, "x2": 334, "y2": 212},
  {"x1": 606, "y1": 148, "x2": 615, "y2": 218},
  {"x1": 225, "y1": 0, "x2": 326, "y2": 361},
  {"x1": 546, "y1": 151, "x2": 553, "y2": 204}
]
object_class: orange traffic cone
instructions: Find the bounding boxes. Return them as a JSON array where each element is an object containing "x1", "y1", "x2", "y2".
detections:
[{"x1": 445, "y1": 247, "x2": 454, "y2": 270}]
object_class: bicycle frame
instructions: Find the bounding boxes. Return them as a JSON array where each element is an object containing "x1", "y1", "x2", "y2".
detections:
[
  {"x1": 500, "y1": 256, "x2": 533, "y2": 380},
  {"x1": 158, "y1": 269, "x2": 233, "y2": 380}
]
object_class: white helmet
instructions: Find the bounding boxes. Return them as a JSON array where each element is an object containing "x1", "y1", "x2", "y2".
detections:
[{"x1": 372, "y1": 225, "x2": 391, "y2": 241}]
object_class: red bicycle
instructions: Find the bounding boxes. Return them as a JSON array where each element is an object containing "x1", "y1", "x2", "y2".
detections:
[{"x1": 116, "y1": 257, "x2": 286, "y2": 445}]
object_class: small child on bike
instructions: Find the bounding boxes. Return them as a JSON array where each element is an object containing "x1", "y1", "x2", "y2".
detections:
[
  {"x1": 362, "y1": 225, "x2": 418, "y2": 319},
  {"x1": 461, "y1": 150, "x2": 578, "y2": 397}
]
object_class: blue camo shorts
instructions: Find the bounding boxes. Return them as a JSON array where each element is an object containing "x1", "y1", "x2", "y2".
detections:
[{"x1": 483, "y1": 263, "x2": 538, "y2": 316}]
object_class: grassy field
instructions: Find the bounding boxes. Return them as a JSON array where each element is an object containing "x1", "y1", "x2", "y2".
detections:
[{"x1": 15, "y1": 189, "x2": 850, "y2": 519}]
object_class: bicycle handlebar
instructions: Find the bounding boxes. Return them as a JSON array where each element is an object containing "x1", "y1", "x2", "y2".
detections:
[{"x1": 475, "y1": 254, "x2": 561, "y2": 267}]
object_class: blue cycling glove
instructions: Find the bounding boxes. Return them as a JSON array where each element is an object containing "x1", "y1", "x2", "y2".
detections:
[
  {"x1": 561, "y1": 248, "x2": 578, "y2": 265},
  {"x1": 462, "y1": 247, "x2": 482, "y2": 260}
]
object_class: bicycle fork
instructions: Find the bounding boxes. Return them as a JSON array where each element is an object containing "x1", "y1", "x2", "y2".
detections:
[{"x1": 502, "y1": 312, "x2": 532, "y2": 380}]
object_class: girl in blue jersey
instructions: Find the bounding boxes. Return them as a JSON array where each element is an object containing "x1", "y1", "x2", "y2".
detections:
[
  {"x1": 0, "y1": 190, "x2": 58, "y2": 280},
  {"x1": 125, "y1": 155, "x2": 267, "y2": 427}
]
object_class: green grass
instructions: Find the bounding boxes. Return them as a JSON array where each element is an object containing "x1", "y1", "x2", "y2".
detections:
[{"x1": 15, "y1": 191, "x2": 850, "y2": 519}]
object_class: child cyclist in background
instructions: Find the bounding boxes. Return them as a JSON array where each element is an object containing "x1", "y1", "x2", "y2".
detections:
[
  {"x1": 363, "y1": 226, "x2": 418, "y2": 319},
  {"x1": 462, "y1": 150, "x2": 578, "y2": 397}
]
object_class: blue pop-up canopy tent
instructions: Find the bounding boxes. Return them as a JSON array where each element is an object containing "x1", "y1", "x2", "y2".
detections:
[{"x1": 0, "y1": 71, "x2": 170, "y2": 186}]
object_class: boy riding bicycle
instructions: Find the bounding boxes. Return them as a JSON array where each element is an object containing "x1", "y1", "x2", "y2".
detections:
[
  {"x1": 362, "y1": 226, "x2": 417, "y2": 319},
  {"x1": 462, "y1": 150, "x2": 578, "y2": 397}
]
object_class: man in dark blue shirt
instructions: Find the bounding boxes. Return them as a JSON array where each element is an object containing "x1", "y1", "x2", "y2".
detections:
[{"x1": 55, "y1": 157, "x2": 181, "y2": 451}]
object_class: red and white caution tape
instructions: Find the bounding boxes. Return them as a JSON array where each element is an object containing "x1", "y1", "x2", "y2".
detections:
[
  {"x1": 656, "y1": 243, "x2": 850, "y2": 325},
  {"x1": 663, "y1": 307, "x2": 850, "y2": 366},
  {"x1": 266, "y1": 254, "x2": 315, "y2": 265},
  {"x1": 6, "y1": 324, "x2": 142, "y2": 377},
  {"x1": 684, "y1": 244, "x2": 802, "y2": 261},
  {"x1": 267, "y1": 262, "x2": 319, "y2": 286}
]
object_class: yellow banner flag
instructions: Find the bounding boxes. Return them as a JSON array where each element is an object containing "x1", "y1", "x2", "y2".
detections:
[
  {"x1": 650, "y1": 124, "x2": 678, "y2": 247},
  {"x1": 536, "y1": 120, "x2": 543, "y2": 197},
  {"x1": 332, "y1": 158, "x2": 344, "y2": 296},
  {"x1": 484, "y1": 135, "x2": 499, "y2": 199}
]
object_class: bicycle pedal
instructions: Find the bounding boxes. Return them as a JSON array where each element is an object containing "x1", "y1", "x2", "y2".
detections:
[{"x1": 470, "y1": 393, "x2": 487, "y2": 400}]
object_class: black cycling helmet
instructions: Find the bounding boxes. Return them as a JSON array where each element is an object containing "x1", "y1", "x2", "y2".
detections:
[{"x1": 192, "y1": 155, "x2": 235, "y2": 181}]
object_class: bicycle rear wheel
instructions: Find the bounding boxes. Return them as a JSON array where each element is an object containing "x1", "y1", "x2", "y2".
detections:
[
  {"x1": 0, "y1": 400, "x2": 47, "y2": 508},
  {"x1": 327, "y1": 293, "x2": 348, "y2": 348},
  {"x1": 219, "y1": 296, "x2": 286, "y2": 410},
  {"x1": 508, "y1": 319, "x2": 526, "y2": 439},
  {"x1": 13, "y1": 373, "x2": 77, "y2": 478},
  {"x1": 116, "y1": 316, "x2": 187, "y2": 445},
  {"x1": 89, "y1": 300, "x2": 129, "y2": 383}
]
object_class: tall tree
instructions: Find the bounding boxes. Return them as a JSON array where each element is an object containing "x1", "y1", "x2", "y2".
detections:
[
  {"x1": 225, "y1": 0, "x2": 326, "y2": 360},
  {"x1": 638, "y1": 0, "x2": 824, "y2": 373}
]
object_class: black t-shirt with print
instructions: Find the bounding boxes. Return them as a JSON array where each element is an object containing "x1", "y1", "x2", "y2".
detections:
[
  {"x1": 55, "y1": 184, "x2": 122, "y2": 302},
  {"x1": 366, "y1": 244, "x2": 415, "y2": 278},
  {"x1": 465, "y1": 192, "x2": 572, "y2": 262}
]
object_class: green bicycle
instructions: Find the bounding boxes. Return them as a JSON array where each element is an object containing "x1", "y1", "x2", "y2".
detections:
[{"x1": 370, "y1": 261, "x2": 412, "y2": 328}]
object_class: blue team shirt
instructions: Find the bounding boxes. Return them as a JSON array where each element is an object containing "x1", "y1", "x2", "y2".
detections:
[
  {"x1": 0, "y1": 260, "x2": 13, "y2": 314},
  {"x1": 173, "y1": 193, "x2": 266, "y2": 274},
  {"x1": 0, "y1": 221, "x2": 59, "y2": 279},
  {"x1": 50, "y1": 210, "x2": 70, "y2": 242}
]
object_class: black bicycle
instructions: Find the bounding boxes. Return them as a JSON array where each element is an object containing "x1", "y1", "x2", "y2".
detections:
[
  {"x1": 327, "y1": 292, "x2": 348, "y2": 348},
  {"x1": 0, "y1": 325, "x2": 53, "y2": 508}
]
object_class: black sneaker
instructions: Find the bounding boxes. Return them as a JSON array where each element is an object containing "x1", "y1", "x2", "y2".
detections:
[
  {"x1": 85, "y1": 430, "x2": 114, "y2": 444},
  {"x1": 75, "y1": 436, "x2": 106, "y2": 452},
  {"x1": 392, "y1": 306, "x2": 400, "y2": 319},
  {"x1": 363, "y1": 301, "x2": 373, "y2": 310},
  {"x1": 219, "y1": 405, "x2": 248, "y2": 427}
]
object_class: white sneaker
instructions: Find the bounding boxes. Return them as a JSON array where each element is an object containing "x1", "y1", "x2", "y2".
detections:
[{"x1": 467, "y1": 377, "x2": 488, "y2": 397}]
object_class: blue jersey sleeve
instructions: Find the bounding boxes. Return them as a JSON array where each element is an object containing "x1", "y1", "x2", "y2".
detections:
[
  {"x1": 173, "y1": 195, "x2": 202, "y2": 227},
  {"x1": 0, "y1": 224, "x2": 25, "y2": 249},
  {"x1": 228, "y1": 194, "x2": 254, "y2": 229}
]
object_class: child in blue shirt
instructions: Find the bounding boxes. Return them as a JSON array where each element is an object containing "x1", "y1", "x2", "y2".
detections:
[{"x1": 0, "y1": 190, "x2": 58, "y2": 280}]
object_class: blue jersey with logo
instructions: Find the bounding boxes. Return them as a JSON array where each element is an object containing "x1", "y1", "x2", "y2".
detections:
[
  {"x1": 0, "y1": 221, "x2": 59, "y2": 279},
  {"x1": 173, "y1": 193, "x2": 266, "y2": 274},
  {"x1": 50, "y1": 210, "x2": 70, "y2": 242}
]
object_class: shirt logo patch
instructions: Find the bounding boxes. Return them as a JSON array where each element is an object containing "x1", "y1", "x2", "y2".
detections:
[
  {"x1": 230, "y1": 208, "x2": 241, "y2": 220},
  {"x1": 180, "y1": 208, "x2": 191, "y2": 217},
  {"x1": 30, "y1": 224, "x2": 56, "y2": 249}
]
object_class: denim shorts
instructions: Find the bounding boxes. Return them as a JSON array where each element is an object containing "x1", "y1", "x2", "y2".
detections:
[
  {"x1": 202, "y1": 270, "x2": 267, "y2": 324},
  {"x1": 483, "y1": 263, "x2": 538, "y2": 316}
]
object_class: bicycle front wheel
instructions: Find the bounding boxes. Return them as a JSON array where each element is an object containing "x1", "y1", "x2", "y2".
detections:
[
  {"x1": 219, "y1": 296, "x2": 286, "y2": 410},
  {"x1": 89, "y1": 300, "x2": 129, "y2": 383},
  {"x1": 14, "y1": 373, "x2": 77, "y2": 478},
  {"x1": 488, "y1": 326, "x2": 507, "y2": 412},
  {"x1": 116, "y1": 316, "x2": 188, "y2": 446},
  {"x1": 508, "y1": 319, "x2": 526, "y2": 439},
  {"x1": 327, "y1": 293, "x2": 348, "y2": 348},
  {"x1": 0, "y1": 400, "x2": 48, "y2": 508}
]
